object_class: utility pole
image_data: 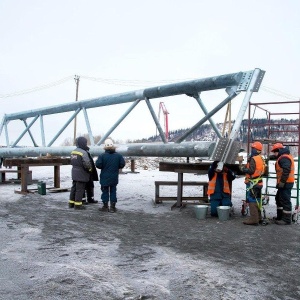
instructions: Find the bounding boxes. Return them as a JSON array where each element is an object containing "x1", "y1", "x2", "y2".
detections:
[{"x1": 73, "y1": 75, "x2": 80, "y2": 145}]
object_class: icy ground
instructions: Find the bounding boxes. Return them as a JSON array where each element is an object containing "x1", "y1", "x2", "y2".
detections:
[{"x1": 0, "y1": 158, "x2": 299, "y2": 300}]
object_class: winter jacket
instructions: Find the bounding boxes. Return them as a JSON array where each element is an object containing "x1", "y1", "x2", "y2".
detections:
[
  {"x1": 243, "y1": 150, "x2": 265, "y2": 187},
  {"x1": 70, "y1": 137, "x2": 93, "y2": 182},
  {"x1": 207, "y1": 162, "x2": 235, "y2": 199},
  {"x1": 87, "y1": 151, "x2": 98, "y2": 181},
  {"x1": 275, "y1": 147, "x2": 295, "y2": 187},
  {"x1": 95, "y1": 149, "x2": 125, "y2": 186}
]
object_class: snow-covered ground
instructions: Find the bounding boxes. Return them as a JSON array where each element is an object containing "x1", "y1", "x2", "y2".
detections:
[
  {"x1": 1, "y1": 158, "x2": 300, "y2": 299},
  {"x1": 1, "y1": 157, "x2": 298, "y2": 219}
]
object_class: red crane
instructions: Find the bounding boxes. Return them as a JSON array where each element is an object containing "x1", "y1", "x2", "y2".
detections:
[{"x1": 158, "y1": 102, "x2": 169, "y2": 141}]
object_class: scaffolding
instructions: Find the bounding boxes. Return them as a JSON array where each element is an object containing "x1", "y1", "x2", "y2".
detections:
[{"x1": 246, "y1": 100, "x2": 300, "y2": 218}]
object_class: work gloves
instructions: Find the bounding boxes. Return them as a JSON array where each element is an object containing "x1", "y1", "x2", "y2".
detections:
[{"x1": 276, "y1": 182, "x2": 285, "y2": 189}]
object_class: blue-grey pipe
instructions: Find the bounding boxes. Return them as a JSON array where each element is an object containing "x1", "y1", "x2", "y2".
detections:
[
  {"x1": 0, "y1": 141, "x2": 216, "y2": 158},
  {"x1": 3, "y1": 72, "x2": 243, "y2": 121}
]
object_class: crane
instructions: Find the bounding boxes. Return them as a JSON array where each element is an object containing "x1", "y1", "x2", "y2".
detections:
[{"x1": 158, "y1": 102, "x2": 169, "y2": 141}]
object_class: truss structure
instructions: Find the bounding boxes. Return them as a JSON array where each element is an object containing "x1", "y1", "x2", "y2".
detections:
[{"x1": 0, "y1": 69, "x2": 265, "y2": 161}]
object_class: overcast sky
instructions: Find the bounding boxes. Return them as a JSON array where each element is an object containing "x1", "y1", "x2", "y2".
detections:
[{"x1": 0, "y1": 0, "x2": 299, "y2": 145}]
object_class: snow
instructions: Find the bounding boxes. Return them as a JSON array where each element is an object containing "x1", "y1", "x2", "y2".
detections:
[
  {"x1": 1, "y1": 158, "x2": 300, "y2": 299},
  {"x1": 1, "y1": 157, "x2": 298, "y2": 219}
]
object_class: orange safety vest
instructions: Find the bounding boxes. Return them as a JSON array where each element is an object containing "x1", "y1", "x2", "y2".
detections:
[
  {"x1": 275, "y1": 154, "x2": 295, "y2": 184},
  {"x1": 244, "y1": 155, "x2": 265, "y2": 185},
  {"x1": 207, "y1": 172, "x2": 230, "y2": 196}
]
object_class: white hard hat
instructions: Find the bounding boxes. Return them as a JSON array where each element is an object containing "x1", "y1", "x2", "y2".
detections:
[{"x1": 104, "y1": 139, "x2": 114, "y2": 148}]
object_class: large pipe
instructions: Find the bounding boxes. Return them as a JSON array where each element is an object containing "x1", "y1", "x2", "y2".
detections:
[
  {"x1": 0, "y1": 141, "x2": 216, "y2": 158},
  {"x1": 3, "y1": 72, "x2": 243, "y2": 121}
]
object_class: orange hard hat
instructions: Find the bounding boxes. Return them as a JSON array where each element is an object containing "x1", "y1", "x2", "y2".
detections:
[
  {"x1": 251, "y1": 141, "x2": 263, "y2": 151},
  {"x1": 271, "y1": 143, "x2": 284, "y2": 152}
]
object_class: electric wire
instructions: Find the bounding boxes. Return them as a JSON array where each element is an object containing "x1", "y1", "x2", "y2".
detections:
[
  {"x1": 261, "y1": 85, "x2": 299, "y2": 100},
  {"x1": 80, "y1": 75, "x2": 198, "y2": 87},
  {"x1": 1, "y1": 75, "x2": 299, "y2": 101},
  {"x1": 0, "y1": 76, "x2": 73, "y2": 98}
]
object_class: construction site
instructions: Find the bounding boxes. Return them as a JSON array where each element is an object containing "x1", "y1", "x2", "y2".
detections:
[{"x1": 0, "y1": 69, "x2": 300, "y2": 299}]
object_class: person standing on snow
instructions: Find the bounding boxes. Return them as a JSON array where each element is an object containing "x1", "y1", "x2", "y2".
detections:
[
  {"x1": 240, "y1": 141, "x2": 265, "y2": 225},
  {"x1": 207, "y1": 161, "x2": 236, "y2": 217},
  {"x1": 270, "y1": 143, "x2": 295, "y2": 225},
  {"x1": 69, "y1": 136, "x2": 94, "y2": 210},
  {"x1": 96, "y1": 139, "x2": 125, "y2": 213},
  {"x1": 82, "y1": 149, "x2": 99, "y2": 205}
]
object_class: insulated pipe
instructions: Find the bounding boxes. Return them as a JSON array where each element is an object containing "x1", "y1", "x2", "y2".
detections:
[
  {"x1": 3, "y1": 72, "x2": 243, "y2": 121},
  {"x1": 0, "y1": 141, "x2": 216, "y2": 158}
]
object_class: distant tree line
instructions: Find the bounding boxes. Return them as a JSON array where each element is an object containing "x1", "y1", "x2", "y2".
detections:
[
  {"x1": 61, "y1": 118, "x2": 299, "y2": 146},
  {"x1": 134, "y1": 118, "x2": 299, "y2": 143}
]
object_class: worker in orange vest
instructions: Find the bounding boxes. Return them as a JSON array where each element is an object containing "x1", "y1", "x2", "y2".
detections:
[
  {"x1": 270, "y1": 143, "x2": 295, "y2": 225},
  {"x1": 207, "y1": 161, "x2": 236, "y2": 217},
  {"x1": 240, "y1": 141, "x2": 265, "y2": 225}
]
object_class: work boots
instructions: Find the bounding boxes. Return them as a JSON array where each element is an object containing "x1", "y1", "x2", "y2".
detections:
[
  {"x1": 110, "y1": 202, "x2": 117, "y2": 213},
  {"x1": 99, "y1": 202, "x2": 109, "y2": 212},
  {"x1": 273, "y1": 208, "x2": 283, "y2": 221},
  {"x1": 74, "y1": 202, "x2": 86, "y2": 210},
  {"x1": 275, "y1": 212, "x2": 292, "y2": 225},
  {"x1": 243, "y1": 202, "x2": 259, "y2": 225},
  {"x1": 87, "y1": 197, "x2": 98, "y2": 204}
]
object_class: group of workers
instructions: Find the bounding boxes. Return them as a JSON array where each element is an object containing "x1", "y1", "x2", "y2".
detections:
[
  {"x1": 69, "y1": 136, "x2": 125, "y2": 213},
  {"x1": 69, "y1": 136, "x2": 295, "y2": 225},
  {"x1": 207, "y1": 141, "x2": 295, "y2": 225}
]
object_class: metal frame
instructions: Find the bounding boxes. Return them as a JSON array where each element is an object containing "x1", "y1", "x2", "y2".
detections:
[
  {"x1": 0, "y1": 69, "x2": 265, "y2": 158},
  {"x1": 247, "y1": 100, "x2": 300, "y2": 208}
]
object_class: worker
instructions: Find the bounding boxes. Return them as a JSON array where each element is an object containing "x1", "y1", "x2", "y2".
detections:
[
  {"x1": 82, "y1": 149, "x2": 99, "y2": 204},
  {"x1": 95, "y1": 139, "x2": 125, "y2": 213},
  {"x1": 271, "y1": 143, "x2": 295, "y2": 225},
  {"x1": 207, "y1": 161, "x2": 236, "y2": 217},
  {"x1": 69, "y1": 136, "x2": 94, "y2": 210},
  {"x1": 240, "y1": 141, "x2": 265, "y2": 225}
]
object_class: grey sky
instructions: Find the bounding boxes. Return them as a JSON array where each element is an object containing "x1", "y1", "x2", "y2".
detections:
[{"x1": 0, "y1": 0, "x2": 299, "y2": 145}]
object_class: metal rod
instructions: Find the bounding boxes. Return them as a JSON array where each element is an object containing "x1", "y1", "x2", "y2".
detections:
[
  {"x1": 176, "y1": 92, "x2": 239, "y2": 143},
  {"x1": 40, "y1": 115, "x2": 46, "y2": 147},
  {"x1": 96, "y1": 99, "x2": 141, "y2": 145},
  {"x1": 47, "y1": 108, "x2": 81, "y2": 147},
  {"x1": 145, "y1": 98, "x2": 167, "y2": 143},
  {"x1": 82, "y1": 108, "x2": 94, "y2": 146},
  {"x1": 194, "y1": 93, "x2": 222, "y2": 139},
  {"x1": 12, "y1": 116, "x2": 39, "y2": 147},
  {"x1": 22, "y1": 119, "x2": 38, "y2": 147}
]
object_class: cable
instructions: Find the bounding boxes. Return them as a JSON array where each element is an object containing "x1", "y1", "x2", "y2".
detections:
[
  {"x1": 0, "y1": 76, "x2": 73, "y2": 98},
  {"x1": 261, "y1": 85, "x2": 299, "y2": 100},
  {"x1": 1, "y1": 75, "x2": 299, "y2": 100},
  {"x1": 80, "y1": 75, "x2": 198, "y2": 87}
]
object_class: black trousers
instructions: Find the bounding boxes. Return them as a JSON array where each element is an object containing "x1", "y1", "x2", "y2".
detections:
[
  {"x1": 83, "y1": 178, "x2": 94, "y2": 200},
  {"x1": 70, "y1": 181, "x2": 86, "y2": 202}
]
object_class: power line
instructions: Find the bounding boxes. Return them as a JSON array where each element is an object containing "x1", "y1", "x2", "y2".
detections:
[
  {"x1": 80, "y1": 75, "x2": 198, "y2": 87},
  {"x1": 1, "y1": 75, "x2": 299, "y2": 101},
  {"x1": 0, "y1": 76, "x2": 73, "y2": 98},
  {"x1": 261, "y1": 85, "x2": 299, "y2": 100}
]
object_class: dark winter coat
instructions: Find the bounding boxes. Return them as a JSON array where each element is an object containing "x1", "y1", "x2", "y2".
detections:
[
  {"x1": 87, "y1": 151, "x2": 98, "y2": 181},
  {"x1": 95, "y1": 149, "x2": 125, "y2": 186},
  {"x1": 70, "y1": 137, "x2": 93, "y2": 182}
]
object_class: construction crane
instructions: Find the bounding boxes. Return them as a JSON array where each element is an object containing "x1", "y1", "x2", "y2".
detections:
[{"x1": 158, "y1": 102, "x2": 169, "y2": 141}]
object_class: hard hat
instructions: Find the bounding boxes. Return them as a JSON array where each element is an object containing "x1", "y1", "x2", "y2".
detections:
[
  {"x1": 104, "y1": 139, "x2": 114, "y2": 148},
  {"x1": 251, "y1": 141, "x2": 263, "y2": 151},
  {"x1": 271, "y1": 143, "x2": 284, "y2": 152}
]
